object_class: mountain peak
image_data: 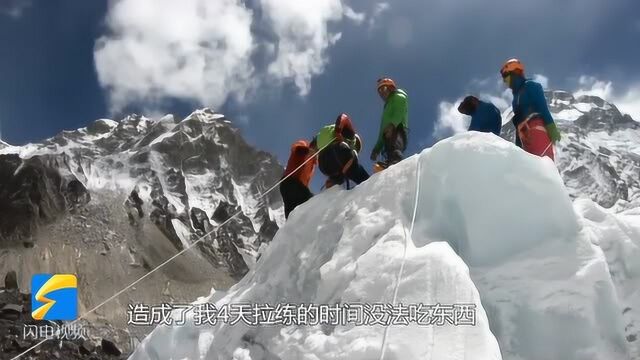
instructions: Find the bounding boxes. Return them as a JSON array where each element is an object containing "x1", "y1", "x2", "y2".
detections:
[
  {"x1": 497, "y1": 89, "x2": 640, "y2": 209},
  {"x1": 544, "y1": 89, "x2": 634, "y2": 127}
]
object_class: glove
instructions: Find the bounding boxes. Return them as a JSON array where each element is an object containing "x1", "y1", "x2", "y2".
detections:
[
  {"x1": 370, "y1": 149, "x2": 379, "y2": 161},
  {"x1": 545, "y1": 123, "x2": 561, "y2": 143}
]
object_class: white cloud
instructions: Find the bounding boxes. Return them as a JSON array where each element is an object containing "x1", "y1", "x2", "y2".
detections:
[
  {"x1": 532, "y1": 74, "x2": 549, "y2": 89},
  {"x1": 344, "y1": 5, "x2": 366, "y2": 24},
  {"x1": 95, "y1": 0, "x2": 366, "y2": 113},
  {"x1": 434, "y1": 98, "x2": 467, "y2": 138},
  {"x1": 609, "y1": 85, "x2": 640, "y2": 121},
  {"x1": 574, "y1": 75, "x2": 614, "y2": 99},
  {"x1": 0, "y1": 0, "x2": 32, "y2": 18},
  {"x1": 573, "y1": 75, "x2": 640, "y2": 121},
  {"x1": 94, "y1": 0, "x2": 256, "y2": 114},
  {"x1": 259, "y1": 0, "x2": 350, "y2": 96},
  {"x1": 481, "y1": 88, "x2": 513, "y2": 112},
  {"x1": 433, "y1": 77, "x2": 515, "y2": 139},
  {"x1": 368, "y1": 2, "x2": 390, "y2": 29}
]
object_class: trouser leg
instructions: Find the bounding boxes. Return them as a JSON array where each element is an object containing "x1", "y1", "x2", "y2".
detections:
[
  {"x1": 518, "y1": 118, "x2": 555, "y2": 161},
  {"x1": 279, "y1": 177, "x2": 313, "y2": 218},
  {"x1": 383, "y1": 125, "x2": 407, "y2": 164}
]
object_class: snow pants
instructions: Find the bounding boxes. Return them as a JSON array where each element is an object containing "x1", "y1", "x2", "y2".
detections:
[
  {"x1": 382, "y1": 124, "x2": 408, "y2": 164},
  {"x1": 279, "y1": 176, "x2": 313, "y2": 219},
  {"x1": 517, "y1": 116, "x2": 555, "y2": 161}
]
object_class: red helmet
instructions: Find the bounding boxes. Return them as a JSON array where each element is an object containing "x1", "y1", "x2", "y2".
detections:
[
  {"x1": 500, "y1": 58, "x2": 525, "y2": 77},
  {"x1": 377, "y1": 77, "x2": 397, "y2": 91}
]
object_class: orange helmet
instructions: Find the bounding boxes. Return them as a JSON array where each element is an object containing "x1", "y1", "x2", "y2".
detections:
[
  {"x1": 500, "y1": 58, "x2": 525, "y2": 77},
  {"x1": 377, "y1": 77, "x2": 396, "y2": 91}
]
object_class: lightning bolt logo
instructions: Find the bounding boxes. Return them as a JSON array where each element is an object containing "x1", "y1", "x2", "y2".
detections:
[{"x1": 31, "y1": 274, "x2": 78, "y2": 321}]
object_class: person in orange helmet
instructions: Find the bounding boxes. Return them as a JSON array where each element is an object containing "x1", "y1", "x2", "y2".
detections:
[
  {"x1": 370, "y1": 77, "x2": 409, "y2": 169},
  {"x1": 279, "y1": 139, "x2": 317, "y2": 219},
  {"x1": 500, "y1": 58, "x2": 561, "y2": 160}
]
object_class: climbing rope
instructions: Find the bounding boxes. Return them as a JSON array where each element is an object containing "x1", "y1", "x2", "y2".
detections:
[{"x1": 378, "y1": 155, "x2": 422, "y2": 360}]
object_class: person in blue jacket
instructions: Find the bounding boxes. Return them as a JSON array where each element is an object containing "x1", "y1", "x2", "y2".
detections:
[
  {"x1": 501, "y1": 58, "x2": 561, "y2": 160},
  {"x1": 457, "y1": 96, "x2": 502, "y2": 135}
]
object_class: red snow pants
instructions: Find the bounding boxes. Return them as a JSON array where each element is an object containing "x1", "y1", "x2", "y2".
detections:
[{"x1": 517, "y1": 117, "x2": 555, "y2": 161}]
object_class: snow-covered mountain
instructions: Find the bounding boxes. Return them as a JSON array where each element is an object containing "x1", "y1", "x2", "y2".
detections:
[
  {"x1": 0, "y1": 109, "x2": 284, "y2": 277},
  {"x1": 0, "y1": 109, "x2": 285, "y2": 352},
  {"x1": 502, "y1": 90, "x2": 640, "y2": 210},
  {"x1": 131, "y1": 133, "x2": 640, "y2": 360}
]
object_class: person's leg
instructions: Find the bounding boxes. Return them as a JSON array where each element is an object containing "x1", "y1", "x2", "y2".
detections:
[
  {"x1": 279, "y1": 177, "x2": 295, "y2": 218},
  {"x1": 319, "y1": 143, "x2": 346, "y2": 188},
  {"x1": 346, "y1": 162, "x2": 370, "y2": 184},
  {"x1": 279, "y1": 177, "x2": 313, "y2": 218},
  {"x1": 333, "y1": 142, "x2": 370, "y2": 184},
  {"x1": 520, "y1": 118, "x2": 555, "y2": 161},
  {"x1": 383, "y1": 125, "x2": 406, "y2": 164}
]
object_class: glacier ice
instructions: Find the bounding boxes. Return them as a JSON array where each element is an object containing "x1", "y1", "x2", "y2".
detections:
[{"x1": 129, "y1": 132, "x2": 637, "y2": 359}]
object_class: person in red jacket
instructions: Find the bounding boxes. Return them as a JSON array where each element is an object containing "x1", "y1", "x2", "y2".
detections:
[{"x1": 279, "y1": 139, "x2": 317, "y2": 219}]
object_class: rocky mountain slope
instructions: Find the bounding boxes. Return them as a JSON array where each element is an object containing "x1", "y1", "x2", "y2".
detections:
[
  {"x1": 0, "y1": 109, "x2": 285, "y2": 355},
  {"x1": 0, "y1": 109, "x2": 284, "y2": 277},
  {"x1": 502, "y1": 90, "x2": 640, "y2": 210}
]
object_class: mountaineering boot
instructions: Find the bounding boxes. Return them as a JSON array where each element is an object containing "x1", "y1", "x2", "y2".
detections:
[{"x1": 373, "y1": 161, "x2": 389, "y2": 173}]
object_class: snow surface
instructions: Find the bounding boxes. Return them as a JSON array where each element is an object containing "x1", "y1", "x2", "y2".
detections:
[
  {"x1": 553, "y1": 108, "x2": 583, "y2": 121},
  {"x1": 547, "y1": 92, "x2": 614, "y2": 123},
  {"x1": 587, "y1": 130, "x2": 640, "y2": 156},
  {"x1": 130, "y1": 133, "x2": 637, "y2": 360}
]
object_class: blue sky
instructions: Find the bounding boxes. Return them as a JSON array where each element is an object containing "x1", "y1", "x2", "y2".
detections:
[{"x1": 1, "y1": 0, "x2": 639, "y2": 191}]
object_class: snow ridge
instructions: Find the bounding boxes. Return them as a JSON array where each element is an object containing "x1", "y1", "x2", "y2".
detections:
[{"x1": 131, "y1": 133, "x2": 639, "y2": 360}]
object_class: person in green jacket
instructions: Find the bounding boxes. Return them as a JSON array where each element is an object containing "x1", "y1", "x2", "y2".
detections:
[
  {"x1": 315, "y1": 113, "x2": 369, "y2": 189},
  {"x1": 370, "y1": 77, "x2": 409, "y2": 167}
]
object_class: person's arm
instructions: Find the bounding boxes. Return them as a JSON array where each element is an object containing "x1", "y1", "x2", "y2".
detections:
[
  {"x1": 467, "y1": 114, "x2": 478, "y2": 132},
  {"x1": 528, "y1": 82, "x2": 554, "y2": 126},
  {"x1": 373, "y1": 115, "x2": 387, "y2": 154},
  {"x1": 493, "y1": 105, "x2": 502, "y2": 135},
  {"x1": 528, "y1": 81, "x2": 561, "y2": 142}
]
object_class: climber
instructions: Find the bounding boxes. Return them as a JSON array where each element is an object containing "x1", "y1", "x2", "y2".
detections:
[
  {"x1": 457, "y1": 96, "x2": 502, "y2": 136},
  {"x1": 370, "y1": 77, "x2": 409, "y2": 171},
  {"x1": 501, "y1": 58, "x2": 561, "y2": 160},
  {"x1": 279, "y1": 139, "x2": 317, "y2": 219},
  {"x1": 316, "y1": 113, "x2": 369, "y2": 189}
]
